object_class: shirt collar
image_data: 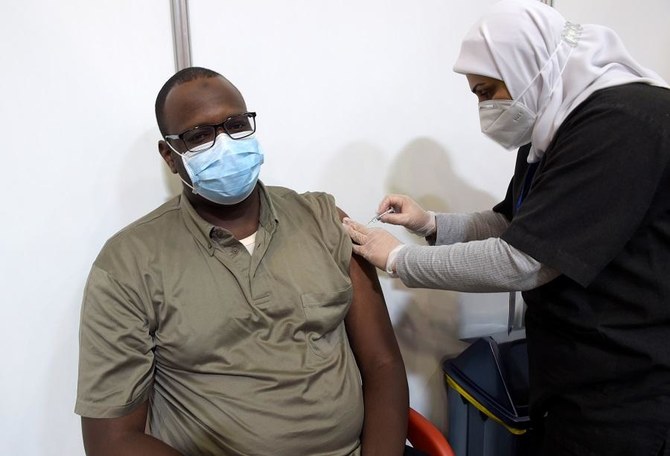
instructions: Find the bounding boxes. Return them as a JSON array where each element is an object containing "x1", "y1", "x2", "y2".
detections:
[{"x1": 179, "y1": 181, "x2": 278, "y2": 255}]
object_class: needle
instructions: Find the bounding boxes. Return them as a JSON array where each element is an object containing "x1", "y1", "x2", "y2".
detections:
[{"x1": 367, "y1": 207, "x2": 395, "y2": 225}]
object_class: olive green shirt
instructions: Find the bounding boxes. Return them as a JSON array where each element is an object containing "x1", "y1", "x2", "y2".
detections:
[{"x1": 75, "y1": 183, "x2": 364, "y2": 456}]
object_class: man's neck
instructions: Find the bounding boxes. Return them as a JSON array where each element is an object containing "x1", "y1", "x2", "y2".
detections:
[{"x1": 186, "y1": 186, "x2": 261, "y2": 240}]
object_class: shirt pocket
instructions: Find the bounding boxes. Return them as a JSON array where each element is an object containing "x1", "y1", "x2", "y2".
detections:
[{"x1": 301, "y1": 287, "x2": 352, "y2": 357}]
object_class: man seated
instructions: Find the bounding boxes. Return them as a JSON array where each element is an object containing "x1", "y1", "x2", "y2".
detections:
[{"x1": 75, "y1": 67, "x2": 410, "y2": 456}]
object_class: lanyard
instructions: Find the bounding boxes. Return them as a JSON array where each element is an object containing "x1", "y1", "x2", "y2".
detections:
[{"x1": 515, "y1": 161, "x2": 540, "y2": 214}]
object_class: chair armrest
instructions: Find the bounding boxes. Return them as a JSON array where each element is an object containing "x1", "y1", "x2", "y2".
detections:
[{"x1": 407, "y1": 408, "x2": 455, "y2": 456}]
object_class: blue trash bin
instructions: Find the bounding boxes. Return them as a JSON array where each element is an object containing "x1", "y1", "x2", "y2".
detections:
[{"x1": 442, "y1": 330, "x2": 539, "y2": 456}]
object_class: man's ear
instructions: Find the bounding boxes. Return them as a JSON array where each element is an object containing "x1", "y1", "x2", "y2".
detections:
[{"x1": 158, "y1": 140, "x2": 179, "y2": 174}]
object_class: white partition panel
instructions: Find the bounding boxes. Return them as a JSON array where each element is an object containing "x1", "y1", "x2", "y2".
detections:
[
  {"x1": 556, "y1": 0, "x2": 670, "y2": 81},
  {"x1": 0, "y1": 1, "x2": 173, "y2": 455}
]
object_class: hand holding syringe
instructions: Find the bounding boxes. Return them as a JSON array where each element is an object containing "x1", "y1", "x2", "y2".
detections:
[{"x1": 367, "y1": 195, "x2": 437, "y2": 237}]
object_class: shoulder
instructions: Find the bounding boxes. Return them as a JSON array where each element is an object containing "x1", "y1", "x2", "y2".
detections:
[
  {"x1": 95, "y1": 196, "x2": 182, "y2": 267},
  {"x1": 115, "y1": 194, "x2": 180, "y2": 231},
  {"x1": 266, "y1": 185, "x2": 339, "y2": 218},
  {"x1": 564, "y1": 84, "x2": 670, "y2": 132},
  {"x1": 266, "y1": 185, "x2": 336, "y2": 204},
  {"x1": 591, "y1": 83, "x2": 670, "y2": 106},
  {"x1": 265, "y1": 186, "x2": 349, "y2": 254},
  {"x1": 549, "y1": 84, "x2": 670, "y2": 165}
]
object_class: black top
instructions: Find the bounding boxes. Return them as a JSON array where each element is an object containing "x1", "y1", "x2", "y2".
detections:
[{"x1": 495, "y1": 83, "x2": 670, "y2": 449}]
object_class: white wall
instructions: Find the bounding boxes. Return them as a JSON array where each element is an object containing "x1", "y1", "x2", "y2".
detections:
[
  {"x1": 556, "y1": 0, "x2": 670, "y2": 80},
  {"x1": 0, "y1": 1, "x2": 174, "y2": 454},
  {"x1": 1, "y1": 1, "x2": 668, "y2": 454}
]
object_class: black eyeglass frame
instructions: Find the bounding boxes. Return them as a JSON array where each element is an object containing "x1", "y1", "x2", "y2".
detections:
[{"x1": 164, "y1": 111, "x2": 257, "y2": 152}]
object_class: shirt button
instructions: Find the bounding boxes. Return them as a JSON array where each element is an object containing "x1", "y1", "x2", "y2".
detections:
[
  {"x1": 212, "y1": 228, "x2": 224, "y2": 239},
  {"x1": 231, "y1": 247, "x2": 239, "y2": 255}
]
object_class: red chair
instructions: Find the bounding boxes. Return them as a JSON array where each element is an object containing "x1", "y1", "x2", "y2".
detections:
[{"x1": 407, "y1": 407, "x2": 456, "y2": 456}]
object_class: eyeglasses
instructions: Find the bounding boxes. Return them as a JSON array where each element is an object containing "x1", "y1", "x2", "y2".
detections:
[{"x1": 165, "y1": 112, "x2": 257, "y2": 152}]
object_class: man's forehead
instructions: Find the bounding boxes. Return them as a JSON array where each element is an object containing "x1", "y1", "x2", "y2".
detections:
[
  {"x1": 166, "y1": 77, "x2": 240, "y2": 109},
  {"x1": 163, "y1": 77, "x2": 245, "y2": 131}
]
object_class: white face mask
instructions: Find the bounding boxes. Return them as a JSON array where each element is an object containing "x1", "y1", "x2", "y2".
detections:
[{"x1": 479, "y1": 100, "x2": 536, "y2": 150}]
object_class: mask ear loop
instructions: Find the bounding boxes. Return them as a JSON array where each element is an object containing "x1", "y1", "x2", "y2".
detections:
[
  {"x1": 526, "y1": 22, "x2": 582, "y2": 123},
  {"x1": 496, "y1": 21, "x2": 582, "y2": 111},
  {"x1": 544, "y1": 21, "x2": 581, "y2": 100},
  {"x1": 526, "y1": 21, "x2": 582, "y2": 161},
  {"x1": 164, "y1": 139, "x2": 198, "y2": 192}
]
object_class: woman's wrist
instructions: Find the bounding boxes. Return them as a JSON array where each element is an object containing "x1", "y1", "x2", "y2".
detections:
[{"x1": 385, "y1": 244, "x2": 405, "y2": 277}]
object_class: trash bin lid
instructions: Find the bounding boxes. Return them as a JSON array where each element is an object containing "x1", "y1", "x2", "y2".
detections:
[{"x1": 443, "y1": 332, "x2": 531, "y2": 433}]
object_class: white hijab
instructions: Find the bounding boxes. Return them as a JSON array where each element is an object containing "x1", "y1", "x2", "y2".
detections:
[{"x1": 453, "y1": 0, "x2": 669, "y2": 163}]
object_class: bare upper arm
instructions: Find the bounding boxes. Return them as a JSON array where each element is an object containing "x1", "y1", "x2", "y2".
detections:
[
  {"x1": 82, "y1": 401, "x2": 148, "y2": 452},
  {"x1": 336, "y1": 207, "x2": 404, "y2": 372},
  {"x1": 81, "y1": 401, "x2": 182, "y2": 456}
]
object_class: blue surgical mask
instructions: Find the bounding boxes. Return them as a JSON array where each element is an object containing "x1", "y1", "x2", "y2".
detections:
[{"x1": 169, "y1": 133, "x2": 264, "y2": 205}]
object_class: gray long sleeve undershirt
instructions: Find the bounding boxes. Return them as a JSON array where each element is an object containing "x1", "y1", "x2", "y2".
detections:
[{"x1": 395, "y1": 210, "x2": 560, "y2": 292}]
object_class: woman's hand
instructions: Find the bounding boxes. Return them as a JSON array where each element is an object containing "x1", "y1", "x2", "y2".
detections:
[
  {"x1": 376, "y1": 194, "x2": 436, "y2": 237},
  {"x1": 342, "y1": 218, "x2": 403, "y2": 271}
]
